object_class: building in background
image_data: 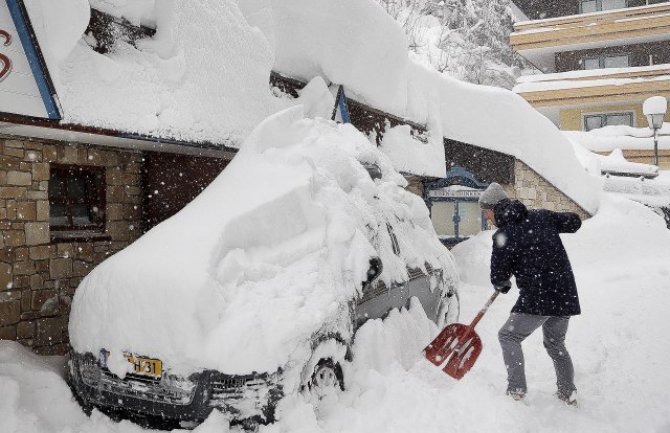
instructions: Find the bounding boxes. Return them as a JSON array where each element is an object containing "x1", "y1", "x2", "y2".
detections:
[{"x1": 510, "y1": 0, "x2": 670, "y2": 167}]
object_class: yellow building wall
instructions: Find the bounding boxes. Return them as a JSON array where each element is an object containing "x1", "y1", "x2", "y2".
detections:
[{"x1": 560, "y1": 103, "x2": 670, "y2": 131}]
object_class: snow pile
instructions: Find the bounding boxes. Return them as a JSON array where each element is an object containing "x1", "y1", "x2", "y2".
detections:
[
  {"x1": 564, "y1": 125, "x2": 670, "y2": 153},
  {"x1": 22, "y1": 0, "x2": 90, "y2": 63},
  {"x1": 643, "y1": 95, "x2": 667, "y2": 117},
  {"x1": 514, "y1": 66, "x2": 670, "y2": 93},
  {"x1": 602, "y1": 172, "x2": 670, "y2": 208},
  {"x1": 24, "y1": 0, "x2": 286, "y2": 144},
  {"x1": 4, "y1": 194, "x2": 670, "y2": 433},
  {"x1": 0, "y1": 340, "x2": 152, "y2": 433},
  {"x1": 516, "y1": 74, "x2": 670, "y2": 92},
  {"x1": 599, "y1": 149, "x2": 659, "y2": 177},
  {"x1": 271, "y1": 0, "x2": 410, "y2": 116},
  {"x1": 264, "y1": 0, "x2": 598, "y2": 213},
  {"x1": 570, "y1": 139, "x2": 659, "y2": 178},
  {"x1": 69, "y1": 107, "x2": 455, "y2": 377},
  {"x1": 379, "y1": 125, "x2": 445, "y2": 177}
]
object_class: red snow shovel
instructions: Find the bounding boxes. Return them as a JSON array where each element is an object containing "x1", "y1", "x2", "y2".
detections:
[{"x1": 424, "y1": 291, "x2": 499, "y2": 380}]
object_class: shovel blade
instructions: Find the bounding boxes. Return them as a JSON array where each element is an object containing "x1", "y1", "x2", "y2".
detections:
[
  {"x1": 442, "y1": 333, "x2": 482, "y2": 380},
  {"x1": 424, "y1": 323, "x2": 469, "y2": 366},
  {"x1": 423, "y1": 323, "x2": 483, "y2": 380}
]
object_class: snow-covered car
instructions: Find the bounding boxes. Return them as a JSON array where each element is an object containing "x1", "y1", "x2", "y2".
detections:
[{"x1": 66, "y1": 108, "x2": 459, "y2": 428}]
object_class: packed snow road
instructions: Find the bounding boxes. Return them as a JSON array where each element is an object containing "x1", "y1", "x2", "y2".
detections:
[{"x1": 1, "y1": 195, "x2": 669, "y2": 433}]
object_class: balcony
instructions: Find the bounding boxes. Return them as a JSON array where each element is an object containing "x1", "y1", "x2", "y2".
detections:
[
  {"x1": 514, "y1": 65, "x2": 670, "y2": 107},
  {"x1": 510, "y1": 3, "x2": 670, "y2": 71}
]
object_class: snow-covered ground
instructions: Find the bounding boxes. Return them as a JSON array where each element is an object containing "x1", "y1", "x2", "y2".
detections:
[{"x1": 2, "y1": 194, "x2": 669, "y2": 433}]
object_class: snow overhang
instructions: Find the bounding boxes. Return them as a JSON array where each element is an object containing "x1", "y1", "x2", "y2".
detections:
[{"x1": 0, "y1": 112, "x2": 237, "y2": 159}]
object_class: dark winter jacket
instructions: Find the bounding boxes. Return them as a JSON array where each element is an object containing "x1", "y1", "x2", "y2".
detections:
[{"x1": 490, "y1": 199, "x2": 582, "y2": 316}]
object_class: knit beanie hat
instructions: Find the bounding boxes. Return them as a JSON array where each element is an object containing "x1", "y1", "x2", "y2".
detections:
[{"x1": 479, "y1": 182, "x2": 509, "y2": 209}]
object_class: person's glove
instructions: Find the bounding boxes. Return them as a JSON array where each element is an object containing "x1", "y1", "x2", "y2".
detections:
[{"x1": 494, "y1": 280, "x2": 512, "y2": 294}]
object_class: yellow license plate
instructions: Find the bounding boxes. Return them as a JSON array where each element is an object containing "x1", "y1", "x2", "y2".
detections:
[{"x1": 126, "y1": 354, "x2": 162, "y2": 378}]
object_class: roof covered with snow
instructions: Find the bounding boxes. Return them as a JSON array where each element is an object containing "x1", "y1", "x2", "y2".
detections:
[
  {"x1": 23, "y1": 0, "x2": 288, "y2": 146},
  {"x1": 17, "y1": 0, "x2": 598, "y2": 212},
  {"x1": 268, "y1": 1, "x2": 599, "y2": 212}
]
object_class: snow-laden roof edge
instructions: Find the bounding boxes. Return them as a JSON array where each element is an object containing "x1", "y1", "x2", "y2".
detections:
[
  {"x1": 15, "y1": 0, "x2": 599, "y2": 213},
  {"x1": 267, "y1": 0, "x2": 599, "y2": 215}
]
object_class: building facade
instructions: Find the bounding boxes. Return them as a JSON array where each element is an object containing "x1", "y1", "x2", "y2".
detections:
[{"x1": 510, "y1": 0, "x2": 670, "y2": 167}]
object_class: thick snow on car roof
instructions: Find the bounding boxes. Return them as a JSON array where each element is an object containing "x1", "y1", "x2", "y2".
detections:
[{"x1": 69, "y1": 107, "x2": 457, "y2": 377}]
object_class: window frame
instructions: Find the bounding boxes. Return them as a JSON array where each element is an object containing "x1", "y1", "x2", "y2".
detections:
[
  {"x1": 48, "y1": 164, "x2": 107, "y2": 234},
  {"x1": 582, "y1": 53, "x2": 631, "y2": 70},
  {"x1": 583, "y1": 111, "x2": 635, "y2": 131},
  {"x1": 579, "y1": 0, "x2": 633, "y2": 13}
]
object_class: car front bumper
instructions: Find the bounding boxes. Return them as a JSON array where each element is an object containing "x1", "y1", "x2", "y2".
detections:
[{"x1": 67, "y1": 352, "x2": 283, "y2": 427}]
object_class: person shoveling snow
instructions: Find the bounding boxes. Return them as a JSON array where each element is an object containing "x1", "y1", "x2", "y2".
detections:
[{"x1": 479, "y1": 183, "x2": 581, "y2": 406}]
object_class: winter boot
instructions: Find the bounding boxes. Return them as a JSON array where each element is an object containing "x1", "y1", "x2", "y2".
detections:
[
  {"x1": 556, "y1": 390, "x2": 578, "y2": 407},
  {"x1": 506, "y1": 388, "x2": 526, "y2": 401}
]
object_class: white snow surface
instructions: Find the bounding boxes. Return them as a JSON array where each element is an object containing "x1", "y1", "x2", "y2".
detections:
[
  {"x1": 516, "y1": 64, "x2": 670, "y2": 84},
  {"x1": 514, "y1": 74, "x2": 670, "y2": 93},
  {"x1": 22, "y1": 0, "x2": 90, "y2": 63},
  {"x1": 24, "y1": 0, "x2": 287, "y2": 145},
  {"x1": 379, "y1": 125, "x2": 445, "y2": 177},
  {"x1": 265, "y1": 0, "x2": 598, "y2": 212},
  {"x1": 68, "y1": 107, "x2": 455, "y2": 377},
  {"x1": 564, "y1": 125, "x2": 670, "y2": 153},
  {"x1": 570, "y1": 139, "x2": 659, "y2": 178},
  {"x1": 602, "y1": 171, "x2": 670, "y2": 207},
  {"x1": 3, "y1": 195, "x2": 670, "y2": 433},
  {"x1": 643, "y1": 96, "x2": 668, "y2": 116},
  {"x1": 599, "y1": 149, "x2": 659, "y2": 177}
]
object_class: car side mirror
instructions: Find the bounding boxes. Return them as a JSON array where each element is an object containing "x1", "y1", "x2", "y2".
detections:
[
  {"x1": 365, "y1": 257, "x2": 383, "y2": 286},
  {"x1": 362, "y1": 162, "x2": 382, "y2": 180}
]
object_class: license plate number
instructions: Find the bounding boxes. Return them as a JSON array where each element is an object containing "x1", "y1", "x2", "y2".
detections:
[
  {"x1": 100, "y1": 350, "x2": 162, "y2": 378},
  {"x1": 127, "y1": 355, "x2": 162, "y2": 378}
]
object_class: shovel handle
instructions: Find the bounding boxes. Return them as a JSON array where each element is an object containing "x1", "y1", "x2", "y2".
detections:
[{"x1": 468, "y1": 291, "x2": 499, "y2": 330}]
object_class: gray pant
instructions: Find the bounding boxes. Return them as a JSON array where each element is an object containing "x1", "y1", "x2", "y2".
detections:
[{"x1": 498, "y1": 313, "x2": 576, "y2": 394}]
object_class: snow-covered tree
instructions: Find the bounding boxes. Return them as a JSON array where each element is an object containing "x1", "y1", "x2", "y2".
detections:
[{"x1": 377, "y1": 0, "x2": 526, "y2": 89}]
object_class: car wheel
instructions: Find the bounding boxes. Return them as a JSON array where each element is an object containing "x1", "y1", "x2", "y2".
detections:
[{"x1": 436, "y1": 291, "x2": 460, "y2": 328}]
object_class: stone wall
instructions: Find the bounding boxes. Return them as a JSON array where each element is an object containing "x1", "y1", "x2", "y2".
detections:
[
  {"x1": 512, "y1": 161, "x2": 591, "y2": 220},
  {"x1": 0, "y1": 136, "x2": 143, "y2": 355}
]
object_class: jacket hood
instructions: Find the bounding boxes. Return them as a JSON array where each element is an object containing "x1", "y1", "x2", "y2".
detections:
[{"x1": 494, "y1": 199, "x2": 528, "y2": 228}]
